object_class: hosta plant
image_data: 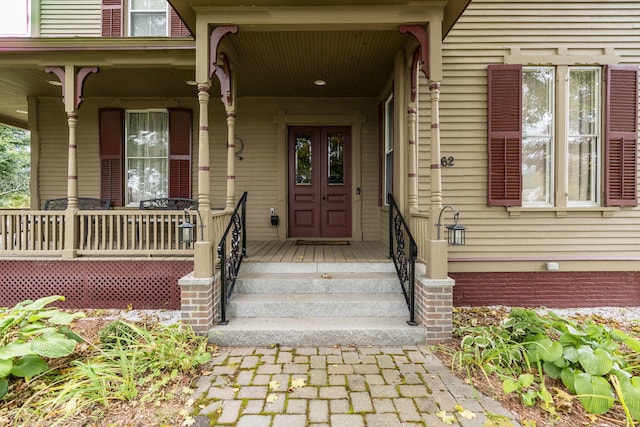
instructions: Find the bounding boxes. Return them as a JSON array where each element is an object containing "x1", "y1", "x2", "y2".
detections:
[
  {"x1": 0, "y1": 295, "x2": 84, "y2": 399},
  {"x1": 442, "y1": 307, "x2": 640, "y2": 423}
]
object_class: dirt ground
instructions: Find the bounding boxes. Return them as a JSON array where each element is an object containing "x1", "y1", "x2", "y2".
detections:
[{"x1": 3, "y1": 307, "x2": 638, "y2": 426}]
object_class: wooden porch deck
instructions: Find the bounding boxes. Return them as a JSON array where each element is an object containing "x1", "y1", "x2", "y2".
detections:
[{"x1": 245, "y1": 240, "x2": 389, "y2": 263}]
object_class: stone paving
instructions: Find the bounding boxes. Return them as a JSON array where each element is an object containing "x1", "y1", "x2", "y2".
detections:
[{"x1": 187, "y1": 346, "x2": 521, "y2": 426}]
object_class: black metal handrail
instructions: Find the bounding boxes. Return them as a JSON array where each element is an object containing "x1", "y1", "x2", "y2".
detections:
[
  {"x1": 217, "y1": 192, "x2": 248, "y2": 325},
  {"x1": 388, "y1": 194, "x2": 418, "y2": 326}
]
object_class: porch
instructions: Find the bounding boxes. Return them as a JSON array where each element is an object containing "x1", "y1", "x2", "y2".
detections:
[
  {"x1": 0, "y1": 208, "x2": 231, "y2": 257},
  {"x1": 246, "y1": 240, "x2": 389, "y2": 263}
]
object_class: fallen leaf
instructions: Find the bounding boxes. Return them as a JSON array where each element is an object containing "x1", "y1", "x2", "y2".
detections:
[
  {"x1": 455, "y1": 404, "x2": 476, "y2": 419},
  {"x1": 269, "y1": 380, "x2": 281, "y2": 390},
  {"x1": 181, "y1": 416, "x2": 195, "y2": 427},
  {"x1": 321, "y1": 274, "x2": 332, "y2": 279},
  {"x1": 458, "y1": 409, "x2": 476, "y2": 420},
  {"x1": 266, "y1": 393, "x2": 279, "y2": 403},
  {"x1": 291, "y1": 378, "x2": 306, "y2": 389},
  {"x1": 436, "y1": 410, "x2": 456, "y2": 424}
]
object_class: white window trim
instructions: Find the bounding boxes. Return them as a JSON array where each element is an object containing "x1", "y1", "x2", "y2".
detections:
[
  {"x1": 522, "y1": 65, "x2": 603, "y2": 209},
  {"x1": 383, "y1": 92, "x2": 394, "y2": 204},
  {"x1": 522, "y1": 66, "x2": 555, "y2": 208},
  {"x1": 127, "y1": 0, "x2": 169, "y2": 37},
  {"x1": 565, "y1": 66, "x2": 601, "y2": 207},
  {"x1": 124, "y1": 109, "x2": 169, "y2": 206},
  {"x1": 0, "y1": 0, "x2": 30, "y2": 37}
]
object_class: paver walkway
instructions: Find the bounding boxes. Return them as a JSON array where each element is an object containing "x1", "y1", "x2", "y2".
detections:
[{"x1": 187, "y1": 346, "x2": 521, "y2": 426}]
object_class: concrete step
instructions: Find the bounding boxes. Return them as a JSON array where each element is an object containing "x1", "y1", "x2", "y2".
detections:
[
  {"x1": 240, "y1": 261, "x2": 395, "y2": 274},
  {"x1": 236, "y1": 272, "x2": 400, "y2": 294},
  {"x1": 227, "y1": 293, "x2": 409, "y2": 318},
  {"x1": 210, "y1": 317, "x2": 426, "y2": 347}
]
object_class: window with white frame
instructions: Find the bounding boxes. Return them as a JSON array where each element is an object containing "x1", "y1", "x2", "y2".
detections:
[
  {"x1": 384, "y1": 93, "x2": 394, "y2": 202},
  {"x1": 0, "y1": 0, "x2": 29, "y2": 36},
  {"x1": 522, "y1": 67, "x2": 555, "y2": 206},
  {"x1": 128, "y1": 0, "x2": 167, "y2": 37},
  {"x1": 488, "y1": 63, "x2": 637, "y2": 208},
  {"x1": 125, "y1": 110, "x2": 169, "y2": 205},
  {"x1": 522, "y1": 66, "x2": 601, "y2": 207},
  {"x1": 567, "y1": 67, "x2": 600, "y2": 205}
]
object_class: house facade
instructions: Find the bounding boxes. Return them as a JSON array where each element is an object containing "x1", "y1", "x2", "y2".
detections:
[
  {"x1": 0, "y1": 0, "x2": 638, "y2": 341},
  {"x1": 441, "y1": 0, "x2": 640, "y2": 307}
]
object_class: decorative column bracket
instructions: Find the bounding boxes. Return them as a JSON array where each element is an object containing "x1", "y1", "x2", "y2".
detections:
[
  {"x1": 209, "y1": 26, "x2": 238, "y2": 108},
  {"x1": 44, "y1": 66, "x2": 98, "y2": 109},
  {"x1": 399, "y1": 25, "x2": 429, "y2": 79},
  {"x1": 214, "y1": 53, "x2": 233, "y2": 108}
]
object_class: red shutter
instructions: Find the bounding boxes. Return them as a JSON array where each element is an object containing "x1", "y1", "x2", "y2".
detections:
[
  {"x1": 169, "y1": 7, "x2": 191, "y2": 37},
  {"x1": 101, "y1": 0, "x2": 123, "y2": 37},
  {"x1": 487, "y1": 64, "x2": 523, "y2": 206},
  {"x1": 168, "y1": 108, "x2": 192, "y2": 198},
  {"x1": 604, "y1": 65, "x2": 639, "y2": 206},
  {"x1": 99, "y1": 108, "x2": 124, "y2": 206}
]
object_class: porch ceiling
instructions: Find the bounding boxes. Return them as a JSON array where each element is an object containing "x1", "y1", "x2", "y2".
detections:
[{"x1": 0, "y1": 28, "x2": 406, "y2": 129}]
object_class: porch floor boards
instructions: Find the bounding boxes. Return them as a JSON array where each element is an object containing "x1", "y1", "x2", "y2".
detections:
[{"x1": 245, "y1": 240, "x2": 389, "y2": 263}]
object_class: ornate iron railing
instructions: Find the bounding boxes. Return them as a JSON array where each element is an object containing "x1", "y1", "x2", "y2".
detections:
[
  {"x1": 388, "y1": 194, "x2": 418, "y2": 326},
  {"x1": 217, "y1": 192, "x2": 248, "y2": 325}
]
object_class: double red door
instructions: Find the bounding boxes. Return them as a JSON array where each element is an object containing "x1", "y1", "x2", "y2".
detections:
[{"x1": 288, "y1": 126, "x2": 351, "y2": 238}]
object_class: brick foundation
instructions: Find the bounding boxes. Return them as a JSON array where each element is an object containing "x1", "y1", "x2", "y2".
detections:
[
  {"x1": 415, "y1": 274, "x2": 455, "y2": 344},
  {"x1": 179, "y1": 272, "x2": 218, "y2": 334},
  {"x1": 451, "y1": 271, "x2": 640, "y2": 307},
  {"x1": 0, "y1": 259, "x2": 190, "y2": 309}
]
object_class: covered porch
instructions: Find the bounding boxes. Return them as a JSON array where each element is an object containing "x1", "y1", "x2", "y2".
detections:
[{"x1": 0, "y1": 0, "x2": 471, "y2": 344}]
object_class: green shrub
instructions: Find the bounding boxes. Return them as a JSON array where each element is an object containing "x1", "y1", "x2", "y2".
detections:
[
  {"x1": 0, "y1": 295, "x2": 85, "y2": 399},
  {"x1": 98, "y1": 321, "x2": 140, "y2": 349}
]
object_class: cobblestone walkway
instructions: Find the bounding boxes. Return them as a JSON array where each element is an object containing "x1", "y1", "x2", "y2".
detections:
[{"x1": 188, "y1": 346, "x2": 521, "y2": 426}]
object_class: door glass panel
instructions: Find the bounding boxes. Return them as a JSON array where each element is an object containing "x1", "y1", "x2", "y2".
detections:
[
  {"x1": 295, "y1": 135, "x2": 312, "y2": 185},
  {"x1": 328, "y1": 133, "x2": 344, "y2": 185}
]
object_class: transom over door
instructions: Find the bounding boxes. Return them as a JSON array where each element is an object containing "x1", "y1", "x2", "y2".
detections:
[{"x1": 288, "y1": 126, "x2": 352, "y2": 238}]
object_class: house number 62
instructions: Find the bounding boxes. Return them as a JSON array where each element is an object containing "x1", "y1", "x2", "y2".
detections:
[{"x1": 440, "y1": 156, "x2": 455, "y2": 167}]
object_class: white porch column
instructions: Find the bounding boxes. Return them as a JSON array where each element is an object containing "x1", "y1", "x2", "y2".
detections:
[
  {"x1": 225, "y1": 110, "x2": 236, "y2": 210},
  {"x1": 45, "y1": 65, "x2": 97, "y2": 258},
  {"x1": 66, "y1": 111, "x2": 78, "y2": 209},
  {"x1": 425, "y1": 18, "x2": 448, "y2": 279},
  {"x1": 426, "y1": 80, "x2": 448, "y2": 279},
  {"x1": 194, "y1": 83, "x2": 213, "y2": 279},
  {"x1": 407, "y1": 105, "x2": 418, "y2": 213}
]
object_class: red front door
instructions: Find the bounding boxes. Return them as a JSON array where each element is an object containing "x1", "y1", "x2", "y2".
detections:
[{"x1": 288, "y1": 126, "x2": 351, "y2": 238}]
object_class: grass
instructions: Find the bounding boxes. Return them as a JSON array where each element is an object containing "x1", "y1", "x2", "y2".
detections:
[{"x1": 3, "y1": 318, "x2": 214, "y2": 427}]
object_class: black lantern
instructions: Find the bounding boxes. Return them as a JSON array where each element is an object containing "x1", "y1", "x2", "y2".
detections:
[
  {"x1": 436, "y1": 205, "x2": 467, "y2": 246},
  {"x1": 179, "y1": 207, "x2": 203, "y2": 246}
]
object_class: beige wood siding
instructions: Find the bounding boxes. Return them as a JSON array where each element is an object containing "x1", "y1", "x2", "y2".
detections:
[
  {"x1": 38, "y1": 98, "x2": 69, "y2": 207},
  {"x1": 36, "y1": 96, "x2": 379, "y2": 242},
  {"x1": 212, "y1": 96, "x2": 380, "y2": 241},
  {"x1": 427, "y1": 0, "x2": 640, "y2": 272},
  {"x1": 40, "y1": 0, "x2": 101, "y2": 37}
]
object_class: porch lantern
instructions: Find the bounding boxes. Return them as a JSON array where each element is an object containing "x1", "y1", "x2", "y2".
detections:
[
  {"x1": 436, "y1": 205, "x2": 467, "y2": 246},
  {"x1": 179, "y1": 207, "x2": 203, "y2": 246}
]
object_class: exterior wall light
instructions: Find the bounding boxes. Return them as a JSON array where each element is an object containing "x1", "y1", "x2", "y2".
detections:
[
  {"x1": 436, "y1": 205, "x2": 466, "y2": 246},
  {"x1": 179, "y1": 206, "x2": 203, "y2": 246}
]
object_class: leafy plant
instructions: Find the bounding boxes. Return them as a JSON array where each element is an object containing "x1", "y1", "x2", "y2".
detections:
[
  {"x1": 98, "y1": 320, "x2": 140, "y2": 349},
  {"x1": 16, "y1": 320, "x2": 213, "y2": 425},
  {"x1": 0, "y1": 295, "x2": 84, "y2": 399},
  {"x1": 439, "y1": 307, "x2": 640, "y2": 423}
]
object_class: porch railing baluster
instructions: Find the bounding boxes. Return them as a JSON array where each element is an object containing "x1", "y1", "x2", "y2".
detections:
[
  {"x1": 387, "y1": 194, "x2": 418, "y2": 326},
  {"x1": 217, "y1": 192, "x2": 248, "y2": 325}
]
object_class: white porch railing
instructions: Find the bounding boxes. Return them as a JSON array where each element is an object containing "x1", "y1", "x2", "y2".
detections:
[{"x1": 0, "y1": 209, "x2": 232, "y2": 257}]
